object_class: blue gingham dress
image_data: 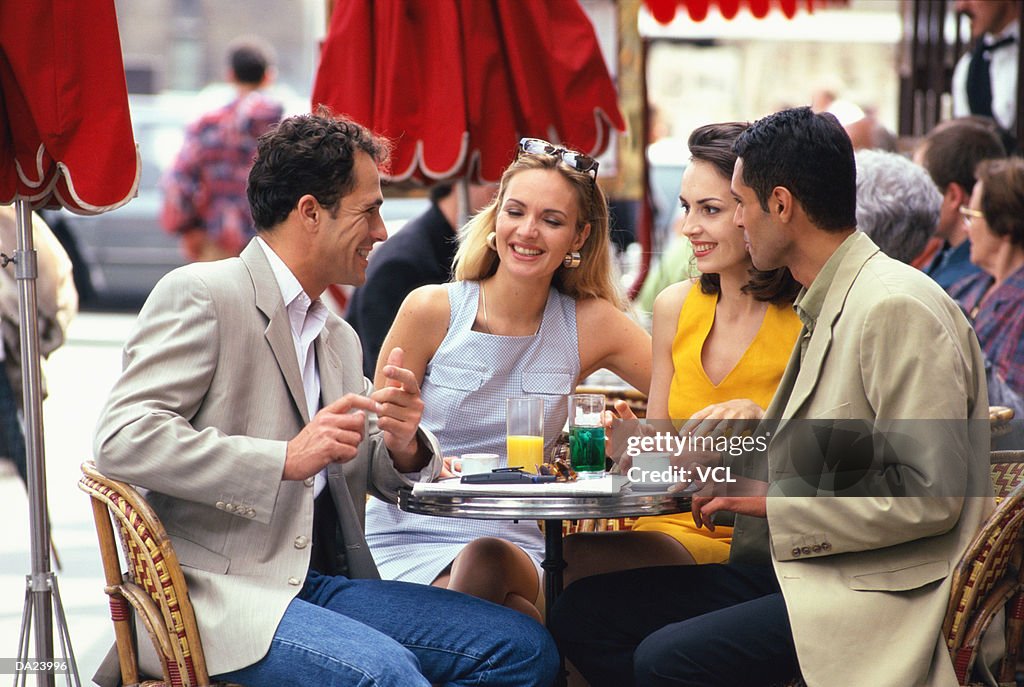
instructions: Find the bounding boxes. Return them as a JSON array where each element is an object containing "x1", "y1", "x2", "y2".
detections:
[{"x1": 364, "y1": 280, "x2": 579, "y2": 584}]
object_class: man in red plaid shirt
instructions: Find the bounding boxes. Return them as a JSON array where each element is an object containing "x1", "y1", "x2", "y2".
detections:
[{"x1": 161, "y1": 39, "x2": 284, "y2": 261}]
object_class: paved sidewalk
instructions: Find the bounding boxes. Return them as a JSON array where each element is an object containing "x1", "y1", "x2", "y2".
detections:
[{"x1": 0, "y1": 313, "x2": 136, "y2": 685}]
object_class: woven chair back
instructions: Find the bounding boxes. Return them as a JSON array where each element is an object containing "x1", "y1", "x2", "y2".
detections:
[
  {"x1": 78, "y1": 461, "x2": 215, "y2": 687},
  {"x1": 942, "y1": 452, "x2": 1024, "y2": 683}
]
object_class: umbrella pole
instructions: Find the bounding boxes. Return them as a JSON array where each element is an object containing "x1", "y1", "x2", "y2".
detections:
[
  {"x1": 456, "y1": 179, "x2": 469, "y2": 230},
  {"x1": 11, "y1": 199, "x2": 80, "y2": 687}
]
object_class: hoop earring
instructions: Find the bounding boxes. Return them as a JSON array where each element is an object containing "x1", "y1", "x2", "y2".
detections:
[
  {"x1": 486, "y1": 232, "x2": 497, "y2": 250},
  {"x1": 562, "y1": 251, "x2": 581, "y2": 269}
]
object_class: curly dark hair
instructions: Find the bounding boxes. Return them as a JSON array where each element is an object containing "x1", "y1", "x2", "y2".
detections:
[
  {"x1": 733, "y1": 106, "x2": 856, "y2": 232},
  {"x1": 247, "y1": 107, "x2": 390, "y2": 230},
  {"x1": 687, "y1": 122, "x2": 802, "y2": 306}
]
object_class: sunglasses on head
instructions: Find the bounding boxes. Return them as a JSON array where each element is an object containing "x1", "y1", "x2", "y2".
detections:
[{"x1": 518, "y1": 137, "x2": 599, "y2": 178}]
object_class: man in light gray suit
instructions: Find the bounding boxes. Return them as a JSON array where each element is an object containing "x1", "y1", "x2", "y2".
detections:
[
  {"x1": 94, "y1": 112, "x2": 558, "y2": 687},
  {"x1": 553, "y1": 108, "x2": 991, "y2": 686}
]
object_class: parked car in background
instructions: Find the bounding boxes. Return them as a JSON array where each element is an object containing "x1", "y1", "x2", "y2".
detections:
[
  {"x1": 45, "y1": 89, "x2": 429, "y2": 309},
  {"x1": 43, "y1": 92, "x2": 200, "y2": 307}
]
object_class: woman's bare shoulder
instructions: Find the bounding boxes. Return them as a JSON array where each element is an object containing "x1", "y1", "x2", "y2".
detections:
[
  {"x1": 651, "y1": 278, "x2": 700, "y2": 321},
  {"x1": 401, "y1": 283, "x2": 452, "y2": 317}
]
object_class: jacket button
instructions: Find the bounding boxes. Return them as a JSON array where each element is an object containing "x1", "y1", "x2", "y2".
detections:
[
  {"x1": 294, "y1": 536, "x2": 309, "y2": 549},
  {"x1": 215, "y1": 501, "x2": 225, "y2": 510},
  {"x1": 812, "y1": 544, "x2": 821, "y2": 553},
  {"x1": 821, "y1": 542, "x2": 832, "y2": 551},
  {"x1": 288, "y1": 577, "x2": 301, "y2": 586},
  {"x1": 791, "y1": 548, "x2": 801, "y2": 557},
  {"x1": 801, "y1": 546, "x2": 811, "y2": 555},
  {"x1": 247, "y1": 508, "x2": 256, "y2": 518},
  {"x1": 303, "y1": 477, "x2": 315, "y2": 487},
  {"x1": 224, "y1": 504, "x2": 236, "y2": 513}
]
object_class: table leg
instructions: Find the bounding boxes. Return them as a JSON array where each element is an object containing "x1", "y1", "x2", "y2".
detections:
[{"x1": 542, "y1": 519, "x2": 567, "y2": 687}]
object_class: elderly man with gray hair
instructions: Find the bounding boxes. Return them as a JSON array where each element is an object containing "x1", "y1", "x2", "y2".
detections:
[{"x1": 855, "y1": 149, "x2": 941, "y2": 263}]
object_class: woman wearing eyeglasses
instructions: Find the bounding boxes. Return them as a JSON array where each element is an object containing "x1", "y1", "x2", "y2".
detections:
[
  {"x1": 363, "y1": 139, "x2": 651, "y2": 620},
  {"x1": 561, "y1": 122, "x2": 802, "y2": 584},
  {"x1": 948, "y1": 157, "x2": 1024, "y2": 398}
]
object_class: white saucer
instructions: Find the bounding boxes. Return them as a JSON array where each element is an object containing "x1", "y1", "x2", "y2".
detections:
[{"x1": 628, "y1": 480, "x2": 675, "y2": 492}]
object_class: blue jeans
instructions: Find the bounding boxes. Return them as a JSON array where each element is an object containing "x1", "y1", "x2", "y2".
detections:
[{"x1": 215, "y1": 571, "x2": 559, "y2": 687}]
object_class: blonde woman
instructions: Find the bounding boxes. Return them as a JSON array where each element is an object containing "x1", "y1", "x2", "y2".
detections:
[{"x1": 364, "y1": 139, "x2": 651, "y2": 620}]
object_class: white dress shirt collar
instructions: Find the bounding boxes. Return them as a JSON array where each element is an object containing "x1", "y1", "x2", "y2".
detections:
[{"x1": 256, "y1": 237, "x2": 329, "y2": 496}]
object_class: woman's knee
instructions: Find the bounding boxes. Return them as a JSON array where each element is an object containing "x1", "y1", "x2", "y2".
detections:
[
  {"x1": 454, "y1": 537, "x2": 538, "y2": 594},
  {"x1": 460, "y1": 536, "x2": 526, "y2": 569}
]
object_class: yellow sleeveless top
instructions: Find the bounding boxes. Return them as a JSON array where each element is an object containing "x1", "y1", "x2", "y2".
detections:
[{"x1": 633, "y1": 285, "x2": 802, "y2": 563}]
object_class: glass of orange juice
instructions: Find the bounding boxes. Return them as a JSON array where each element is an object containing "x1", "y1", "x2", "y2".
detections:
[{"x1": 506, "y1": 397, "x2": 545, "y2": 473}]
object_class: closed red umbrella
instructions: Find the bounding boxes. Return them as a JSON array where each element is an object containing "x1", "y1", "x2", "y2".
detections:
[
  {"x1": 0, "y1": 0, "x2": 139, "y2": 212},
  {"x1": 1, "y1": 1, "x2": 138, "y2": 680},
  {"x1": 312, "y1": 0, "x2": 625, "y2": 185}
]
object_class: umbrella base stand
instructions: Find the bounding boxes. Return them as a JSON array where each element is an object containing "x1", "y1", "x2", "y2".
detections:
[{"x1": 16, "y1": 571, "x2": 81, "y2": 687}]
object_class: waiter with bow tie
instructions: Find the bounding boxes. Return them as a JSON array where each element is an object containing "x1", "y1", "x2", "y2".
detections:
[{"x1": 951, "y1": 0, "x2": 1021, "y2": 148}]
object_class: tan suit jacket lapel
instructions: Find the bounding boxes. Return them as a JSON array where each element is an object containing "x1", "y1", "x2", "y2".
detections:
[
  {"x1": 776, "y1": 235, "x2": 878, "y2": 423},
  {"x1": 242, "y1": 242, "x2": 310, "y2": 424}
]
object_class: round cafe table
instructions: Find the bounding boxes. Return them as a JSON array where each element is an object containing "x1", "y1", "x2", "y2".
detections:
[
  {"x1": 398, "y1": 485, "x2": 691, "y2": 628},
  {"x1": 399, "y1": 486, "x2": 691, "y2": 685}
]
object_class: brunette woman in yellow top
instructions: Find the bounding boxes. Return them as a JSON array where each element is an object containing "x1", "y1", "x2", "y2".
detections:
[{"x1": 563, "y1": 123, "x2": 802, "y2": 583}]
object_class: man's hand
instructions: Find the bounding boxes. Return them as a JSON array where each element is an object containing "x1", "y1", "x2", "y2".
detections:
[
  {"x1": 690, "y1": 477, "x2": 768, "y2": 531},
  {"x1": 371, "y1": 347, "x2": 426, "y2": 467},
  {"x1": 283, "y1": 394, "x2": 380, "y2": 481}
]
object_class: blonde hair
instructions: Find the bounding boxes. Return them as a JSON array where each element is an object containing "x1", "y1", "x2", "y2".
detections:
[{"x1": 452, "y1": 153, "x2": 624, "y2": 308}]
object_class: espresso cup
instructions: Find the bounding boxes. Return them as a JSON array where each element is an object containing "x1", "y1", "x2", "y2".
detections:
[
  {"x1": 452, "y1": 453, "x2": 500, "y2": 476},
  {"x1": 628, "y1": 451, "x2": 674, "y2": 490}
]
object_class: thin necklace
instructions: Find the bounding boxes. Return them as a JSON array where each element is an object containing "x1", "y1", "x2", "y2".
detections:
[
  {"x1": 480, "y1": 281, "x2": 492, "y2": 334},
  {"x1": 480, "y1": 280, "x2": 543, "y2": 336}
]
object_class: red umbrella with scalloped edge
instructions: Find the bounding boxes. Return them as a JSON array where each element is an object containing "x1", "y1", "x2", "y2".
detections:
[
  {"x1": 1, "y1": 0, "x2": 139, "y2": 212},
  {"x1": 642, "y1": 0, "x2": 849, "y2": 23},
  {"x1": 312, "y1": 0, "x2": 625, "y2": 185}
]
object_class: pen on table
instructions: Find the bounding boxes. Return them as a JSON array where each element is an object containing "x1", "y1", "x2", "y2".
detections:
[{"x1": 460, "y1": 471, "x2": 557, "y2": 484}]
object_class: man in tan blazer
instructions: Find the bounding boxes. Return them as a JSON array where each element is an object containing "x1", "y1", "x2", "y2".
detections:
[
  {"x1": 94, "y1": 112, "x2": 558, "y2": 687},
  {"x1": 552, "y1": 107, "x2": 991, "y2": 687}
]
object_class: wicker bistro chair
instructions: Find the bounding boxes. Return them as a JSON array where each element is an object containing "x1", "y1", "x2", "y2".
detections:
[
  {"x1": 943, "y1": 452, "x2": 1024, "y2": 685},
  {"x1": 78, "y1": 461, "x2": 239, "y2": 687}
]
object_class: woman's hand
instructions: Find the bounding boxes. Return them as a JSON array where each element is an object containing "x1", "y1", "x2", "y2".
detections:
[
  {"x1": 679, "y1": 399, "x2": 765, "y2": 440},
  {"x1": 439, "y1": 456, "x2": 459, "y2": 479},
  {"x1": 598, "y1": 397, "x2": 630, "y2": 473}
]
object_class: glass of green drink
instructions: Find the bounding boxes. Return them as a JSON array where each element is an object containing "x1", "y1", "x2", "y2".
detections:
[{"x1": 568, "y1": 393, "x2": 606, "y2": 478}]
